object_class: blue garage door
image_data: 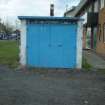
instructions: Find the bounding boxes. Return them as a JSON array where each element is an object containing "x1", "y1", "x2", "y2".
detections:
[{"x1": 27, "y1": 23, "x2": 77, "y2": 68}]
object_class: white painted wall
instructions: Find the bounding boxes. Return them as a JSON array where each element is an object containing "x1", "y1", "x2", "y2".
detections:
[
  {"x1": 64, "y1": 0, "x2": 87, "y2": 17},
  {"x1": 94, "y1": 0, "x2": 99, "y2": 12},
  {"x1": 20, "y1": 20, "x2": 26, "y2": 66},
  {"x1": 81, "y1": 13, "x2": 87, "y2": 24},
  {"x1": 76, "y1": 21, "x2": 83, "y2": 69},
  {"x1": 65, "y1": 11, "x2": 75, "y2": 17},
  {"x1": 101, "y1": 0, "x2": 105, "y2": 9}
]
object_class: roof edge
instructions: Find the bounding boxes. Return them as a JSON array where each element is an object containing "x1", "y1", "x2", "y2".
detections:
[{"x1": 18, "y1": 16, "x2": 83, "y2": 21}]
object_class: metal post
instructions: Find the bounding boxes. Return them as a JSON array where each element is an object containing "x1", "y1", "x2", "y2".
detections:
[{"x1": 50, "y1": 4, "x2": 54, "y2": 16}]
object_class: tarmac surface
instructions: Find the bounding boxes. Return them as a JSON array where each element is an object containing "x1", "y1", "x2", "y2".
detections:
[{"x1": 0, "y1": 66, "x2": 105, "y2": 105}]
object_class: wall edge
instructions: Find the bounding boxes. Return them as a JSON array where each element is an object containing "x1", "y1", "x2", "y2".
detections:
[
  {"x1": 76, "y1": 21, "x2": 83, "y2": 69},
  {"x1": 20, "y1": 20, "x2": 27, "y2": 66}
]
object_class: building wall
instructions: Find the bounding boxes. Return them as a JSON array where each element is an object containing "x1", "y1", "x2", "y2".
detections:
[
  {"x1": 84, "y1": 0, "x2": 99, "y2": 49},
  {"x1": 65, "y1": 0, "x2": 105, "y2": 51},
  {"x1": 64, "y1": 11, "x2": 75, "y2": 17},
  {"x1": 96, "y1": 7, "x2": 105, "y2": 55},
  {"x1": 77, "y1": 21, "x2": 83, "y2": 68}
]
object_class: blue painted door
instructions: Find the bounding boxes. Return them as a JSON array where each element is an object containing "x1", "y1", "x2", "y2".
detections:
[
  {"x1": 39, "y1": 24, "x2": 51, "y2": 67},
  {"x1": 27, "y1": 23, "x2": 77, "y2": 68},
  {"x1": 62, "y1": 24, "x2": 77, "y2": 67},
  {"x1": 27, "y1": 24, "x2": 40, "y2": 67}
]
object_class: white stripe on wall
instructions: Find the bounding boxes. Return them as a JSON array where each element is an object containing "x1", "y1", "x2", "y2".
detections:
[
  {"x1": 76, "y1": 21, "x2": 83, "y2": 69},
  {"x1": 20, "y1": 20, "x2": 27, "y2": 66}
]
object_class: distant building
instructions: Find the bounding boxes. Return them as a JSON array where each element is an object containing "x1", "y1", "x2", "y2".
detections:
[{"x1": 64, "y1": 6, "x2": 76, "y2": 17}]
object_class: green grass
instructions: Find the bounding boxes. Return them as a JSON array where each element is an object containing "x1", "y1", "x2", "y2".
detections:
[
  {"x1": 82, "y1": 57, "x2": 92, "y2": 71},
  {"x1": 0, "y1": 40, "x2": 19, "y2": 68}
]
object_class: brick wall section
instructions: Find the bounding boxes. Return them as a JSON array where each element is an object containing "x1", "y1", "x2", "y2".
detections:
[{"x1": 96, "y1": 7, "x2": 105, "y2": 55}]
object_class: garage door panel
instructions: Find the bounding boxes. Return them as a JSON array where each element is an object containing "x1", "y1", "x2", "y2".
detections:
[
  {"x1": 62, "y1": 24, "x2": 77, "y2": 67},
  {"x1": 27, "y1": 23, "x2": 77, "y2": 68},
  {"x1": 50, "y1": 24, "x2": 63, "y2": 67},
  {"x1": 39, "y1": 24, "x2": 50, "y2": 67},
  {"x1": 27, "y1": 24, "x2": 40, "y2": 67}
]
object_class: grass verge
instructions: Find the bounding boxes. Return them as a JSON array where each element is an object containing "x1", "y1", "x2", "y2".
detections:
[
  {"x1": 0, "y1": 40, "x2": 19, "y2": 69},
  {"x1": 82, "y1": 57, "x2": 92, "y2": 71}
]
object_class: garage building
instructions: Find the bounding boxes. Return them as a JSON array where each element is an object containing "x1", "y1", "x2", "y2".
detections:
[{"x1": 18, "y1": 16, "x2": 83, "y2": 69}]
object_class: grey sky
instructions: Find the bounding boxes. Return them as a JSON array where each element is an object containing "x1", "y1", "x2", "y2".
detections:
[{"x1": 0, "y1": 0, "x2": 80, "y2": 24}]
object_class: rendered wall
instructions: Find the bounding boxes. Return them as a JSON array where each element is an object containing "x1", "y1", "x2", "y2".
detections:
[
  {"x1": 20, "y1": 20, "x2": 27, "y2": 66},
  {"x1": 76, "y1": 21, "x2": 83, "y2": 69}
]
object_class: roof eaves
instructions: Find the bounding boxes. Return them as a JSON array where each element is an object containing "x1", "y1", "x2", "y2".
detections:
[{"x1": 64, "y1": 0, "x2": 87, "y2": 17}]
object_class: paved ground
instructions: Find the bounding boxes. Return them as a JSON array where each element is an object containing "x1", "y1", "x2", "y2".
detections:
[
  {"x1": 0, "y1": 66, "x2": 105, "y2": 105},
  {"x1": 83, "y1": 50, "x2": 105, "y2": 69}
]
